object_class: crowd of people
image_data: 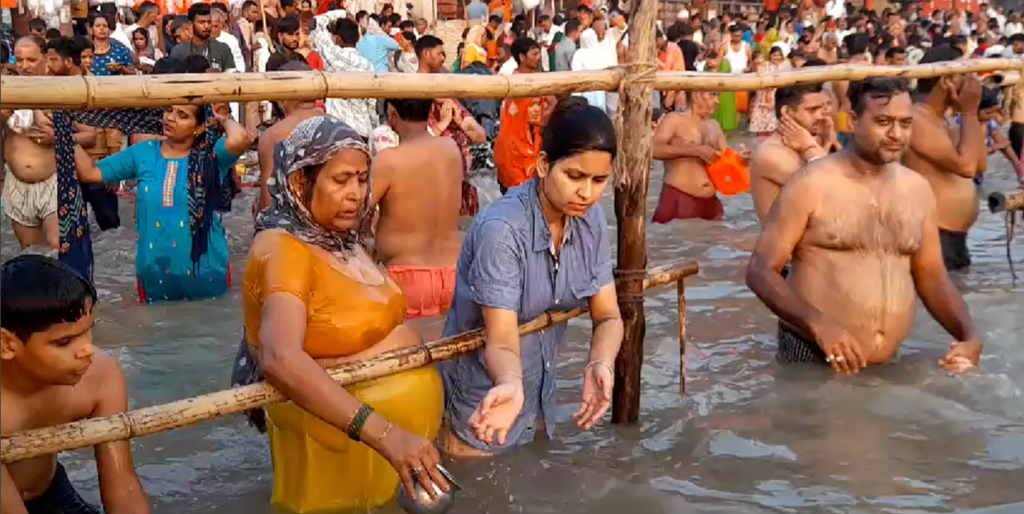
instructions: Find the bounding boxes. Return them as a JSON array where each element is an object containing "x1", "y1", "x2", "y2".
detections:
[{"x1": 1, "y1": 0, "x2": 1023, "y2": 513}]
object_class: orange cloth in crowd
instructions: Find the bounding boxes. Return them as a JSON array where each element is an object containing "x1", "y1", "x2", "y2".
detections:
[
  {"x1": 387, "y1": 265, "x2": 456, "y2": 319},
  {"x1": 737, "y1": 91, "x2": 749, "y2": 112},
  {"x1": 305, "y1": 50, "x2": 325, "y2": 70},
  {"x1": 243, "y1": 230, "x2": 407, "y2": 359},
  {"x1": 835, "y1": 110, "x2": 852, "y2": 133},
  {"x1": 495, "y1": 95, "x2": 545, "y2": 190},
  {"x1": 72, "y1": 0, "x2": 89, "y2": 18},
  {"x1": 487, "y1": 0, "x2": 512, "y2": 22},
  {"x1": 658, "y1": 42, "x2": 685, "y2": 72},
  {"x1": 2, "y1": 0, "x2": 18, "y2": 8}
]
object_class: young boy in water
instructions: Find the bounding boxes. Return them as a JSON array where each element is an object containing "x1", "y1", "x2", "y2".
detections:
[{"x1": 1, "y1": 255, "x2": 151, "y2": 514}]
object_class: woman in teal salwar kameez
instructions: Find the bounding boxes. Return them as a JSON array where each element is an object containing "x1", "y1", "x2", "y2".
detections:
[{"x1": 71, "y1": 106, "x2": 250, "y2": 303}]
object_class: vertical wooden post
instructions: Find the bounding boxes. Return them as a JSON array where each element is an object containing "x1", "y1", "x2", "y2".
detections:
[
  {"x1": 677, "y1": 279, "x2": 687, "y2": 395},
  {"x1": 611, "y1": 0, "x2": 658, "y2": 424}
]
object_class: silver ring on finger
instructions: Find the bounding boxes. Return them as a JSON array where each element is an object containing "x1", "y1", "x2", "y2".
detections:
[
  {"x1": 826, "y1": 354, "x2": 835, "y2": 362},
  {"x1": 411, "y1": 466, "x2": 424, "y2": 476},
  {"x1": 835, "y1": 355, "x2": 845, "y2": 362}
]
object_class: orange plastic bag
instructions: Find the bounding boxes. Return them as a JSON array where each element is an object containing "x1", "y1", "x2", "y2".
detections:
[
  {"x1": 736, "y1": 91, "x2": 749, "y2": 113},
  {"x1": 706, "y1": 147, "x2": 750, "y2": 196}
]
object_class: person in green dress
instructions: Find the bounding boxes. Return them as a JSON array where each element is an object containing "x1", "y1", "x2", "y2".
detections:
[{"x1": 707, "y1": 51, "x2": 738, "y2": 132}]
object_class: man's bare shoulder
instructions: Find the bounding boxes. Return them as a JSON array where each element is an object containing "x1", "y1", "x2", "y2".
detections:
[
  {"x1": 659, "y1": 112, "x2": 695, "y2": 131},
  {"x1": 378, "y1": 136, "x2": 462, "y2": 168},
  {"x1": 778, "y1": 155, "x2": 843, "y2": 194},
  {"x1": 886, "y1": 162, "x2": 933, "y2": 194},
  {"x1": 750, "y1": 137, "x2": 799, "y2": 173},
  {"x1": 258, "y1": 123, "x2": 285, "y2": 151},
  {"x1": 80, "y1": 351, "x2": 127, "y2": 412},
  {"x1": 908, "y1": 104, "x2": 945, "y2": 134}
]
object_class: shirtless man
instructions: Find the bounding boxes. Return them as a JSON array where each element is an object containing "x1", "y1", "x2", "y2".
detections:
[
  {"x1": 902, "y1": 45, "x2": 984, "y2": 271},
  {"x1": 2, "y1": 36, "x2": 96, "y2": 250},
  {"x1": 830, "y1": 36, "x2": 871, "y2": 148},
  {"x1": 817, "y1": 33, "x2": 838, "y2": 63},
  {"x1": 746, "y1": 77, "x2": 982, "y2": 375},
  {"x1": 1, "y1": 255, "x2": 151, "y2": 514},
  {"x1": 370, "y1": 98, "x2": 464, "y2": 321},
  {"x1": 254, "y1": 60, "x2": 324, "y2": 216},
  {"x1": 45, "y1": 37, "x2": 121, "y2": 232},
  {"x1": 652, "y1": 91, "x2": 747, "y2": 222},
  {"x1": 750, "y1": 84, "x2": 833, "y2": 222}
]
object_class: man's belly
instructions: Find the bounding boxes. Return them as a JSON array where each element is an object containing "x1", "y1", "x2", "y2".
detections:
[
  {"x1": 790, "y1": 248, "x2": 917, "y2": 363},
  {"x1": 931, "y1": 176, "x2": 980, "y2": 233},
  {"x1": 665, "y1": 162, "x2": 715, "y2": 198},
  {"x1": 7, "y1": 454, "x2": 58, "y2": 500},
  {"x1": 5, "y1": 135, "x2": 57, "y2": 184}
]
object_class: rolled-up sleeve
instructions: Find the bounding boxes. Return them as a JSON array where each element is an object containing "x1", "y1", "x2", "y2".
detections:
[{"x1": 468, "y1": 219, "x2": 523, "y2": 311}]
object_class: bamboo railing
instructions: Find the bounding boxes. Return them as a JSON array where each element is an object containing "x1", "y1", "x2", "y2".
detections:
[
  {"x1": 0, "y1": 60, "x2": 1020, "y2": 109},
  {"x1": 2, "y1": 27, "x2": 1021, "y2": 462},
  {"x1": 0, "y1": 260, "x2": 699, "y2": 464}
]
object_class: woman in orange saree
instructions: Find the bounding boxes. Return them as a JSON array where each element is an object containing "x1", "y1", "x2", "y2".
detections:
[{"x1": 494, "y1": 96, "x2": 546, "y2": 193}]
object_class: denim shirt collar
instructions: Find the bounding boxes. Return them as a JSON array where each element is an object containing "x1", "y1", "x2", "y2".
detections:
[{"x1": 526, "y1": 179, "x2": 573, "y2": 254}]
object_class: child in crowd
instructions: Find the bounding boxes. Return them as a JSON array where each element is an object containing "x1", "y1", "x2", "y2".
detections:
[{"x1": 1, "y1": 255, "x2": 151, "y2": 514}]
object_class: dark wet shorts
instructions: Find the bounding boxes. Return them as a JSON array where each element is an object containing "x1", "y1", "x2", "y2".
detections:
[
  {"x1": 24, "y1": 462, "x2": 99, "y2": 514},
  {"x1": 777, "y1": 324, "x2": 828, "y2": 364},
  {"x1": 652, "y1": 184, "x2": 724, "y2": 223},
  {"x1": 939, "y1": 229, "x2": 971, "y2": 271}
]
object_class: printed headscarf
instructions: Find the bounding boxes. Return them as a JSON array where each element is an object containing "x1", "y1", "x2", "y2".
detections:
[
  {"x1": 54, "y1": 106, "x2": 235, "y2": 281},
  {"x1": 255, "y1": 116, "x2": 371, "y2": 259}
]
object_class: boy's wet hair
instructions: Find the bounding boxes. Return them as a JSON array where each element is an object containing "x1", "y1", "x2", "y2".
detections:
[
  {"x1": 385, "y1": 98, "x2": 432, "y2": 122},
  {"x1": 1, "y1": 255, "x2": 97, "y2": 343}
]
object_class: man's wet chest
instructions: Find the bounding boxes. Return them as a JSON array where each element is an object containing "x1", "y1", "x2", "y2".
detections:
[{"x1": 805, "y1": 182, "x2": 927, "y2": 254}]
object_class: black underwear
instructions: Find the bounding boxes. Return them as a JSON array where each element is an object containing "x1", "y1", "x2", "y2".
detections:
[
  {"x1": 939, "y1": 229, "x2": 971, "y2": 271},
  {"x1": 23, "y1": 462, "x2": 100, "y2": 514},
  {"x1": 777, "y1": 324, "x2": 828, "y2": 365}
]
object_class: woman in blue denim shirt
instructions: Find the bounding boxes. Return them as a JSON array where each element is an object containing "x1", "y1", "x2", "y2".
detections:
[{"x1": 438, "y1": 98, "x2": 624, "y2": 457}]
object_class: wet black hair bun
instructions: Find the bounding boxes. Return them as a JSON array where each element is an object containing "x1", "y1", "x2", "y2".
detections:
[
  {"x1": 551, "y1": 96, "x2": 591, "y2": 116},
  {"x1": 542, "y1": 97, "x2": 617, "y2": 164}
]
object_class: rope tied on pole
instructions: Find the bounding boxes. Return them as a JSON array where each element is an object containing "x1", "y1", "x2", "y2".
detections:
[
  {"x1": 612, "y1": 61, "x2": 658, "y2": 189},
  {"x1": 614, "y1": 268, "x2": 650, "y2": 303}
]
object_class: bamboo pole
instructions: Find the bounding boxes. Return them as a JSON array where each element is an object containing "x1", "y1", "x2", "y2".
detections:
[
  {"x1": 1, "y1": 60, "x2": 1020, "y2": 109},
  {"x1": 611, "y1": 0, "x2": 658, "y2": 425},
  {"x1": 677, "y1": 279, "x2": 687, "y2": 396},
  {"x1": 0, "y1": 260, "x2": 699, "y2": 465}
]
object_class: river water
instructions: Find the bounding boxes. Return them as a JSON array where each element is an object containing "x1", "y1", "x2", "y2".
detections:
[{"x1": 2, "y1": 150, "x2": 1023, "y2": 514}]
